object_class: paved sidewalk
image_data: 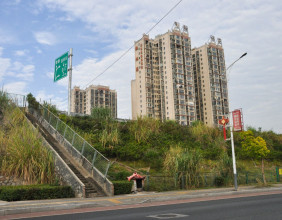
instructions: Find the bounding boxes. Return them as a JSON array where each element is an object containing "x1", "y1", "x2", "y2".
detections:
[{"x1": 0, "y1": 184, "x2": 282, "y2": 217}]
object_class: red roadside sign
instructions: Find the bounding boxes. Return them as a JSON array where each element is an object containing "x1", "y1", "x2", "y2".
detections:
[{"x1": 232, "y1": 109, "x2": 243, "y2": 131}]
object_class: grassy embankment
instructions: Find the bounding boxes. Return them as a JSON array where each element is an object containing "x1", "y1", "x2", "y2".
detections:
[{"x1": 0, "y1": 92, "x2": 55, "y2": 185}]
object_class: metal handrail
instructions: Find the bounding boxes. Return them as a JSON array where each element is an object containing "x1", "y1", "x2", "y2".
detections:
[{"x1": 39, "y1": 104, "x2": 110, "y2": 177}]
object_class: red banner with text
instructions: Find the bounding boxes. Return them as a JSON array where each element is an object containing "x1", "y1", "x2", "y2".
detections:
[{"x1": 232, "y1": 109, "x2": 243, "y2": 131}]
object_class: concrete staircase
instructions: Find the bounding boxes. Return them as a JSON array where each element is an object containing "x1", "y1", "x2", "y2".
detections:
[{"x1": 26, "y1": 112, "x2": 104, "y2": 198}]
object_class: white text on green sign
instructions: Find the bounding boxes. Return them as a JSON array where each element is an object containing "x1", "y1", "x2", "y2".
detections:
[{"x1": 54, "y1": 52, "x2": 69, "y2": 82}]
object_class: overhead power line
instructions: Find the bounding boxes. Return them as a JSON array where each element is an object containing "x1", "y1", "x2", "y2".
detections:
[{"x1": 82, "y1": 0, "x2": 183, "y2": 89}]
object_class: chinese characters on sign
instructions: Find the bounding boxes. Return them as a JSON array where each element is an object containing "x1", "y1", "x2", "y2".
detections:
[
  {"x1": 54, "y1": 52, "x2": 69, "y2": 82},
  {"x1": 232, "y1": 109, "x2": 243, "y2": 131}
]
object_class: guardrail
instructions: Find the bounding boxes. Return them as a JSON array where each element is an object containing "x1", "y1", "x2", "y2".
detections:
[
  {"x1": 5, "y1": 92, "x2": 26, "y2": 108},
  {"x1": 39, "y1": 105, "x2": 111, "y2": 178}
]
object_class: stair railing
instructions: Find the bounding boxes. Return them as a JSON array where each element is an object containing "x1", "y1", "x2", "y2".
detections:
[{"x1": 39, "y1": 105, "x2": 111, "y2": 178}]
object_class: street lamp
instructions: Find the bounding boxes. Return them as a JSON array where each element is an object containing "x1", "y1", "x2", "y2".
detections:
[
  {"x1": 226, "y1": 52, "x2": 247, "y2": 191},
  {"x1": 227, "y1": 52, "x2": 247, "y2": 71}
]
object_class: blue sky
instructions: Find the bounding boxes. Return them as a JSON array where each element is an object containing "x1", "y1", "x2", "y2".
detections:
[{"x1": 1, "y1": 0, "x2": 282, "y2": 133}]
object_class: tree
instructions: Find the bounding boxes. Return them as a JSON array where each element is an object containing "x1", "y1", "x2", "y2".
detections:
[
  {"x1": 26, "y1": 93, "x2": 39, "y2": 109},
  {"x1": 241, "y1": 130, "x2": 270, "y2": 185},
  {"x1": 42, "y1": 101, "x2": 58, "y2": 115}
]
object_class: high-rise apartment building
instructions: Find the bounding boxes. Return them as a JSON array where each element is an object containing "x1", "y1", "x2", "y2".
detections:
[
  {"x1": 131, "y1": 22, "x2": 196, "y2": 125},
  {"x1": 71, "y1": 85, "x2": 117, "y2": 118},
  {"x1": 192, "y1": 36, "x2": 229, "y2": 127}
]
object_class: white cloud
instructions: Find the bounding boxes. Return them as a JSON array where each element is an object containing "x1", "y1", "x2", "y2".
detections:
[
  {"x1": 34, "y1": 31, "x2": 56, "y2": 45},
  {"x1": 36, "y1": 90, "x2": 68, "y2": 111},
  {"x1": 16, "y1": 64, "x2": 35, "y2": 81},
  {"x1": 14, "y1": 50, "x2": 28, "y2": 56},
  {"x1": 0, "y1": 57, "x2": 11, "y2": 82},
  {"x1": 36, "y1": 48, "x2": 42, "y2": 54},
  {"x1": 0, "y1": 53, "x2": 35, "y2": 83},
  {"x1": 0, "y1": 29, "x2": 16, "y2": 44},
  {"x1": 3, "y1": 81, "x2": 27, "y2": 94}
]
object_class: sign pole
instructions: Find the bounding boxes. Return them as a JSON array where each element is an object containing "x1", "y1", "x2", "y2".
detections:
[
  {"x1": 230, "y1": 112, "x2": 238, "y2": 191},
  {"x1": 68, "y1": 48, "x2": 73, "y2": 116}
]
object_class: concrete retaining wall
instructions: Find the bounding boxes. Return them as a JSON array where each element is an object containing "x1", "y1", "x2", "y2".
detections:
[{"x1": 0, "y1": 175, "x2": 24, "y2": 187}]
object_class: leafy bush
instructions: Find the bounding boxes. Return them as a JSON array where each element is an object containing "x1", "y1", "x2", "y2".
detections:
[
  {"x1": 26, "y1": 93, "x2": 39, "y2": 110},
  {"x1": 109, "y1": 171, "x2": 131, "y2": 181},
  {"x1": 0, "y1": 185, "x2": 75, "y2": 201},
  {"x1": 113, "y1": 181, "x2": 132, "y2": 195},
  {"x1": 214, "y1": 176, "x2": 225, "y2": 187}
]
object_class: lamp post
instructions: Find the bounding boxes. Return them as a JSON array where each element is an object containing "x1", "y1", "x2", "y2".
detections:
[
  {"x1": 226, "y1": 52, "x2": 247, "y2": 191},
  {"x1": 227, "y1": 52, "x2": 247, "y2": 71}
]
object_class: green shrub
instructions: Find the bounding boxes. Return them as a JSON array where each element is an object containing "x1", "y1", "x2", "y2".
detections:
[
  {"x1": 214, "y1": 176, "x2": 225, "y2": 187},
  {"x1": 110, "y1": 171, "x2": 131, "y2": 181},
  {"x1": 113, "y1": 181, "x2": 132, "y2": 195},
  {"x1": 0, "y1": 185, "x2": 75, "y2": 201},
  {"x1": 26, "y1": 93, "x2": 39, "y2": 110}
]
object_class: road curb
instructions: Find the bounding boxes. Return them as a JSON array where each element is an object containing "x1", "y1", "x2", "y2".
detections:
[{"x1": 0, "y1": 185, "x2": 281, "y2": 217}]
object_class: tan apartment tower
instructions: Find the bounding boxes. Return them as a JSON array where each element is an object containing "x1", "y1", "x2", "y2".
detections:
[
  {"x1": 131, "y1": 22, "x2": 196, "y2": 125},
  {"x1": 71, "y1": 85, "x2": 117, "y2": 118},
  {"x1": 192, "y1": 36, "x2": 229, "y2": 127}
]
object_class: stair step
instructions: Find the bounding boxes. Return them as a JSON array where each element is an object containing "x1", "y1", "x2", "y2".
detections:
[{"x1": 26, "y1": 112, "x2": 105, "y2": 198}]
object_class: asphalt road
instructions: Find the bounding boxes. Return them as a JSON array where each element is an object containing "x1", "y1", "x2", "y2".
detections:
[{"x1": 22, "y1": 193, "x2": 282, "y2": 220}]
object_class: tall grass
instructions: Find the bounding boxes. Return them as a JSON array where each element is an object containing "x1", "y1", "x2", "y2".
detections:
[
  {"x1": 163, "y1": 145, "x2": 202, "y2": 189},
  {"x1": 0, "y1": 99, "x2": 55, "y2": 184},
  {"x1": 0, "y1": 91, "x2": 9, "y2": 113},
  {"x1": 129, "y1": 116, "x2": 160, "y2": 143}
]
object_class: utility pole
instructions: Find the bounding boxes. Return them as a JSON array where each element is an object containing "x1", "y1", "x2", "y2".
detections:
[
  {"x1": 228, "y1": 113, "x2": 238, "y2": 190},
  {"x1": 226, "y1": 52, "x2": 247, "y2": 191},
  {"x1": 68, "y1": 48, "x2": 73, "y2": 116}
]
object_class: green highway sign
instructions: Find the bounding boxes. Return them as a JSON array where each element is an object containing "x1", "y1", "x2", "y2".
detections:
[{"x1": 54, "y1": 52, "x2": 69, "y2": 82}]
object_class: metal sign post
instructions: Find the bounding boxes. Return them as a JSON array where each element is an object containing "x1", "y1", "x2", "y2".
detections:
[
  {"x1": 229, "y1": 112, "x2": 238, "y2": 191},
  {"x1": 226, "y1": 109, "x2": 243, "y2": 191},
  {"x1": 54, "y1": 49, "x2": 73, "y2": 116},
  {"x1": 68, "y1": 48, "x2": 73, "y2": 116}
]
